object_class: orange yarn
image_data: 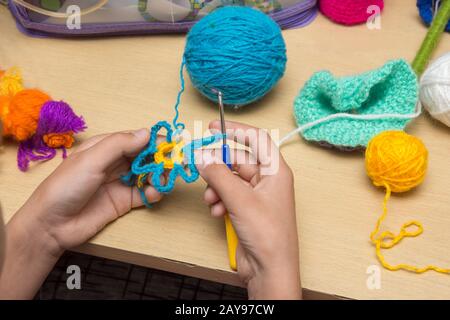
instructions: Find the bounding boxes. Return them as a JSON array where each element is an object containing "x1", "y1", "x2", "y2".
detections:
[
  {"x1": 43, "y1": 132, "x2": 74, "y2": 148},
  {"x1": 1, "y1": 89, "x2": 51, "y2": 141}
]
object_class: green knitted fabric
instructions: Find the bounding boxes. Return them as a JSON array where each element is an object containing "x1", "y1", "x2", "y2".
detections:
[{"x1": 294, "y1": 59, "x2": 418, "y2": 149}]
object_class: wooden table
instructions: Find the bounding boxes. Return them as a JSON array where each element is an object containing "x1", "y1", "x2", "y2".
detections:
[{"x1": 1, "y1": 1, "x2": 449, "y2": 300}]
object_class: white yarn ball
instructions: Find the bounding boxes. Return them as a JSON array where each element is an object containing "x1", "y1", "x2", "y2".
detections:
[{"x1": 420, "y1": 52, "x2": 450, "y2": 127}]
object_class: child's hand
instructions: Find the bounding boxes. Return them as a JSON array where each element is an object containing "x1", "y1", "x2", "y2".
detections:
[
  {"x1": 24, "y1": 129, "x2": 164, "y2": 251},
  {"x1": 1, "y1": 129, "x2": 163, "y2": 298},
  {"x1": 196, "y1": 121, "x2": 301, "y2": 300}
]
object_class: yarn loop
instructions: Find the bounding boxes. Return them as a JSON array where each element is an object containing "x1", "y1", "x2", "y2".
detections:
[{"x1": 121, "y1": 120, "x2": 224, "y2": 207}]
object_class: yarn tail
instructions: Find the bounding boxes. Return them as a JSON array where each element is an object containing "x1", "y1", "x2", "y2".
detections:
[
  {"x1": 277, "y1": 106, "x2": 422, "y2": 147},
  {"x1": 17, "y1": 138, "x2": 56, "y2": 171},
  {"x1": 172, "y1": 58, "x2": 186, "y2": 131},
  {"x1": 412, "y1": 0, "x2": 450, "y2": 76},
  {"x1": 370, "y1": 184, "x2": 450, "y2": 274}
]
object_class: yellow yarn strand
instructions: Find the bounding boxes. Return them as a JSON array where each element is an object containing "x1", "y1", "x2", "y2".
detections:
[
  {"x1": 371, "y1": 184, "x2": 450, "y2": 274},
  {"x1": 136, "y1": 174, "x2": 147, "y2": 189},
  {"x1": 154, "y1": 141, "x2": 184, "y2": 169},
  {"x1": 366, "y1": 131, "x2": 449, "y2": 275}
]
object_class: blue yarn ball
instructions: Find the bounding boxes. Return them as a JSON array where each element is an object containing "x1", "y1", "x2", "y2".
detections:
[
  {"x1": 417, "y1": 0, "x2": 450, "y2": 32},
  {"x1": 184, "y1": 6, "x2": 287, "y2": 107}
]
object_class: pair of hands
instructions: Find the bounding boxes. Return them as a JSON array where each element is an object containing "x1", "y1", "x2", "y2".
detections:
[{"x1": 0, "y1": 121, "x2": 301, "y2": 299}]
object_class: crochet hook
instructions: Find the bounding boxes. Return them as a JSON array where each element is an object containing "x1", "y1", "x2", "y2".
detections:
[{"x1": 217, "y1": 91, "x2": 239, "y2": 271}]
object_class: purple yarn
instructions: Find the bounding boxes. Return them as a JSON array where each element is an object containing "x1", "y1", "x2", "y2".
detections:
[
  {"x1": 17, "y1": 139, "x2": 56, "y2": 171},
  {"x1": 17, "y1": 100, "x2": 86, "y2": 171},
  {"x1": 36, "y1": 100, "x2": 86, "y2": 136}
]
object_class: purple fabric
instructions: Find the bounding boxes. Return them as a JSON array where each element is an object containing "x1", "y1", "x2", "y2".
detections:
[
  {"x1": 8, "y1": 0, "x2": 317, "y2": 38},
  {"x1": 17, "y1": 100, "x2": 86, "y2": 171}
]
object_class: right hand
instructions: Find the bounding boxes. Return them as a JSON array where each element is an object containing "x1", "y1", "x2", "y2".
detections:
[{"x1": 196, "y1": 120, "x2": 301, "y2": 300}]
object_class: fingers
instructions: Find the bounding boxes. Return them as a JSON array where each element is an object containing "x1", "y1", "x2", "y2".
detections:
[
  {"x1": 72, "y1": 133, "x2": 112, "y2": 154},
  {"x1": 204, "y1": 186, "x2": 220, "y2": 204},
  {"x1": 204, "y1": 186, "x2": 226, "y2": 217},
  {"x1": 203, "y1": 148, "x2": 259, "y2": 186},
  {"x1": 127, "y1": 172, "x2": 166, "y2": 208},
  {"x1": 209, "y1": 120, "x2": 289, "y2": 179},
  {"x1": 80, "y1": 129, "x2": 150, "y2": 173},
  {"x1": 74, "y1": 131, "x2": 167, "y2": 156},
  {"x1": 142, "y1": 186, "x2": 163, "y2": 206},
  {"x1": 209, "y1": 120, "x2": 275, "y2": 163},
  {"x1": 210, "y1": 201, "x2": 227, "y2": 217},
  {"x1": 196, "y1": 150, "x2": 252, "y2": 214},
  {"x1": 228, "y1": 148, "x2": 260, "y2": 185},
  {"x1": 104, "y1": 176, "x2": 164, "y2": 212},
  {"x1": 204, "y1": 175, "x2": 252, "y2": 219},
  {"x1": 204, "y1": 175, "x2": 252, "y2": 207},
  {"x1": 96, "y1": 182, "x2": 163, "y2": 221}
]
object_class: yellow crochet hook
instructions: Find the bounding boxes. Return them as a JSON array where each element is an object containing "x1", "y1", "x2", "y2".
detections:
[{"x1": 217, "y1": 91, "x2": 238, "y2": 271}]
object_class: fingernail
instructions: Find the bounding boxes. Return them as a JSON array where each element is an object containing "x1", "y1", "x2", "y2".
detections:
[{"x1": 133, "y1": 128, "x2": 148, "y2": 140}]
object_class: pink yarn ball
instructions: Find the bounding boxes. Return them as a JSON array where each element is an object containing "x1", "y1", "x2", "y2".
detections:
[{"x1": 319, "y1": 0, "x2": 385, "y2": 26}]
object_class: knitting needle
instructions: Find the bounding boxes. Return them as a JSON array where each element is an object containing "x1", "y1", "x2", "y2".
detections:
[{"x1": 217, "y1": 91, "x2": 239, "y2": 271}]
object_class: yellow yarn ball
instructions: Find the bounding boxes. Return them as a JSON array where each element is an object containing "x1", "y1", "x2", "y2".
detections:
[
  {"x1": 0, "y1": 67, "x2": 23, "y2": 97},
  {"x1": 365, "y1": 131, "x2": 428, "y2": 193}
]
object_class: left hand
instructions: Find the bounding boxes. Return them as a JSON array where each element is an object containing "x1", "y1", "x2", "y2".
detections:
[
  {"x1": 0, "y1": 129, "x2": 164, "y2": 299},
  {"x1": 21, "y1": 128, "x2": 164, "y2": 254}
]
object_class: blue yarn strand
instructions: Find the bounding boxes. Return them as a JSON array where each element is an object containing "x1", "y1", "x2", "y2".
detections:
[
  {"x1": 172, "y1": 58, "x2": 186, "y2": 131},
  {"x1": 121, "y1": 120, "x2": 225, "y2": 208}
]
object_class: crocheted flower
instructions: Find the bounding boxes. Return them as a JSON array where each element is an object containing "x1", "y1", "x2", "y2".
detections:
[
  {"x1": 17, "y1": 100, "x2": 86, "y2": 171},
  {"x1": 121, "y1": 120, "x2": 224, "y2": 207},
  {"x1": 294, "y1": 59, "x2": 418, "y2": 149}
]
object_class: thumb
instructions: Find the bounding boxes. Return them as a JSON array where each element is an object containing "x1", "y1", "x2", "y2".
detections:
[
  {"x1": 84, "y1": 128, "x2": 150, "y2": 172},
  {"x1": 196, "y1": 149, "x2": 252, "y2": 213}
]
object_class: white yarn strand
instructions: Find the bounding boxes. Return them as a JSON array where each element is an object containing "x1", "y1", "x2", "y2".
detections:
[
  {"x1": 277, "y1": 103, "x2": 422, "y2": 147},
  {"x1": 278, "y1": 53, "x2": 450, "y2": 147}
]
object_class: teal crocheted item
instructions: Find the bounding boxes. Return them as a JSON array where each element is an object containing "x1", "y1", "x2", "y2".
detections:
[
  {"x1": 121, "y1": 121, "x2": 224, "y2": 207},
  {"x1": 294, "y1": 59, "x2": 418, "y2": 149}
]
